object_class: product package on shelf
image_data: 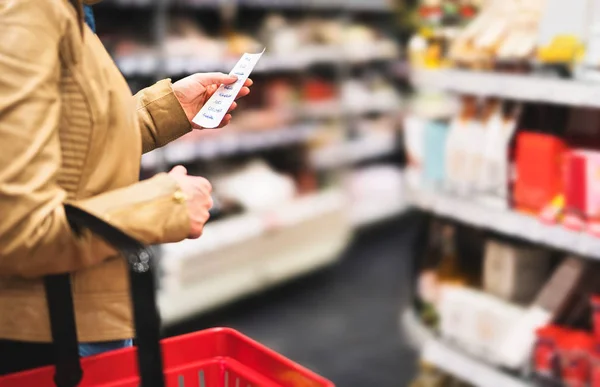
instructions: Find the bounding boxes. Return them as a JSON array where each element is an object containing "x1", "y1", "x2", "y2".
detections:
[
  {"x1": 416, "y1": 223, "x2": 485, "y2": 332},
  {"x1": 448, "y1": 0, "x2": 543, "y2": 70},
  {"x1": 423, "y1": 120, "x2": 449, "y2": 189},
  {"x1": 409, "y1": 0, "x2": 482, "y2": 70},
  {"x1": 563, "y1": 150, "x2": 600, "y2": 233},
  {"x1": 483, "y1": 240, "x2": 552, "y2": 304},
  {"x1": 579, "y1": 0, "x2": 600, "y2": 81},
  {"x1": 404, "y1": 91, "x2": 456, "y2": 192},
  {"x1": 445, "y1": 96, "x2": 479, "y2": 195},
  {"x1": 513, "y1": 131, "x2": 567, "y2": 214},
  {"x1": 477, "y1": 101, "x2": 521, "y2": 209},
  {"x1": 499, "y1": 257, "x2": 595, "y2": 370},
  {"x1": 404, "y1": 115, "x2": 427, "y2": 191},
  {"x1": 438, "y1": 284, "x2": 527, "y2": 365},
  {"x1": 536, "y1": 0, "x2": 587, "y2": 68},
  {"x1": 532, "y1": 279, "x2": 600, "y2": 387},
  {"x1": 434, "y1": 255, "x2": 600, "y2": 371},
  {"x1": 465, "y1": 98, "x2": 494, "y2": 193},
  {"x1": 533, "y1": 325, "x2": 595, "y2": 387}
]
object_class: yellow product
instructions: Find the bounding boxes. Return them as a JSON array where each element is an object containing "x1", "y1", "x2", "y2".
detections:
[
  {"x1": 424, "y1": 38, "x2": 445, "y2": 69},
  {"x1": 536, "y1": 0, "x2": 588, "y2": 65},
  {"x1": 539, "y1": 194, "x2": 565, "y2": 224},
  {"x1": 537, "y1": 35, "x2": 586, "y2": 64}
]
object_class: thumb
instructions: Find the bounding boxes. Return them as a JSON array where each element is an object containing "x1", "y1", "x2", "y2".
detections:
[
  {"x1": 169, "y1": 165, "x2": 188, "y2": 176},
  {"x1": 203, "y1": 72, "x2": 238, "y2": 85}
]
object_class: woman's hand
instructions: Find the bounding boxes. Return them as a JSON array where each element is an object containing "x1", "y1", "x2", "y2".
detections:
[
  {"x1": 173, "y1": 72, "x2": 253, "y2": 129},
  {"x1": 168, "y1": 165, "x2": 213, "y2": 239}
]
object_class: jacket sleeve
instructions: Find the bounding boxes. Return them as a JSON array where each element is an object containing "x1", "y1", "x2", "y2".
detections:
[
  {"x1": 135, "y1": 79, "x2": 192, "y2": 154},
  {"x1": 0, "y1": 0, "x2": 190, "y2": 278}
]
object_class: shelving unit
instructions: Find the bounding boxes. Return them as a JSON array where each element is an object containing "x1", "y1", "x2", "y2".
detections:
[
  {"x1": 422, "y1": 340, "x2": 531, "y2": 387},
  {"x1": 158, "y1": 189, "x2": 352, "y2": 324},
  {"x1": 95, "y1": 0, "x2": 405, "y2": 322},
  {"x1": 118, "y1": 45, "x2": 399, "y2": 78},
  {"x1": 141, "y1": 124, "x2": 316, "y2": 168},
  {"x1": 404, "y1": 70, "x2": 600, "y2": 386},
  {"x1": 400, "y1": 307, "x2": 532, "y2": 387},
  {"x1": 407, "y1": 188, "x2": 600, "y2": 260},
  {"x1": 411, "y1": 69, "x2": 600, "y2": 108},
  {"x1": 397, "y1": 0, "x2": 600, "y2": 385},
  {"x1": 310, "y1": 132, "x2": 397, "y2": 169},
  {"x1": 399, "y1": 308, "x2": 433, "y2": 350},
  {"x1": 236, "y1": 0, "x2": 393, "y2": 11}
]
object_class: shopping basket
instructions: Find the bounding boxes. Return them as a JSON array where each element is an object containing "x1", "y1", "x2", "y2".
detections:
[{"x1": 0, "y1": 205, "x2": 334, "y2": 387}]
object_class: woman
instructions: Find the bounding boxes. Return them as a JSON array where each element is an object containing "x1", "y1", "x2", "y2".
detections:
[{"x1": 0, "y1": 0, "x2": 252, "y2": 374}]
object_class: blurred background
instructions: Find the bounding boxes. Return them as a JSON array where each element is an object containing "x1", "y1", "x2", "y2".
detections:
[{"x1": 95, "y1": 0, "x2": 600, "y2": 385}]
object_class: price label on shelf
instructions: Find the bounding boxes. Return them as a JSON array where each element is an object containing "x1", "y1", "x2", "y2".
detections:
[{"x1": 193, "y1": 48, "x2": 265, "y2": 129}]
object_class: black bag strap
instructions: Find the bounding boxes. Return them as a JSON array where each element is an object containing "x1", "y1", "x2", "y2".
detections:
[
  {"x1": 44, "y1": 274, "x2": 82, "y2": 387},
  {"x1": 43, "y1": 204, "x2": 166, "y2": 387}
]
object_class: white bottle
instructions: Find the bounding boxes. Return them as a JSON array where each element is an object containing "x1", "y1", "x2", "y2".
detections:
[
  {"x1": 478, "y1": 100, "x2": 504, "y2": 193},
  {"x1": 480, "y1": 103, "x2": 520, "y2": 208},
  {"x1": 445, "y1": 97, "x2": 479, "y2": 195}
]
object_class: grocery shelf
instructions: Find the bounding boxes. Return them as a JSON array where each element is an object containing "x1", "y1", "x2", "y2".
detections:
[
  {"x1": 350, "y1": 197, "x2": 407, "y2": 226},
  {"x1": 141, "y1": 124, "x2": 315, "y2": 168},
  {"x1": 302, "y1": 101, "x2": 342, "y2": 119},
  {"x1": 311, "y1": 134, "x2": 397, "y2": 169},
  {"x1": 116, "y1": 54, "x2": 158, "y2": 77},
  {"x1": 303, "y1": 98, "x2": 400, "y2": 120},
  {"x1": 117, "y1": 46, "x2": 399, "y2": 77},
  {"x1": 163, "y1": 55, "x2": 307, "y2": 76},
  {"x1": 97, "y1": 0, "x2": 154, "y2": 7},
  {"x1": 399, "y1": 308, "x2": 434, "y2": 351},
  {"x1": 103, "y1": 0, "x2": 393, "y2": 10},
  {"x1": 399, "y1": 307, "x2": 531, "y2": 387},
  {"x1": 422, "y1": 340, "x2": 532, "y2": 387},
  {"x1": 408, "y1": 188, "x2": 600, "y2": 259},
  {"x1": 100, "y1": 0, "x2": 393, "y2": 12},
  {"x1": 411, "y1": 69, "x2": 600, "y2": 109},
  {"x1": 238, "y1": 0, "x2": 393, "y2": 11},
  {"x1": 158, "y1": 189, "x2": 352, "y2": 324}
]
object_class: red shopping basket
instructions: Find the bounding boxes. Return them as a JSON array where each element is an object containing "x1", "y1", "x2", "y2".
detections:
[
  {"x1": 0, "y1": 327, "x2": 333, "y2": 387},
  {"x1": 0, "y1": 205, "x2": 334, "y2": 387}
]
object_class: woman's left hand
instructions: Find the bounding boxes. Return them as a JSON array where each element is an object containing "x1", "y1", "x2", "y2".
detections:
[{"x1": 173, "y1": 72, "x2": 253, "y2": 129}]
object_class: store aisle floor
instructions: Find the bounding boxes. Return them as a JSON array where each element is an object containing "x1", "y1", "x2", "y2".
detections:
[{"x1": 165, "y1": 214, "x2": 420, "y2": 386}]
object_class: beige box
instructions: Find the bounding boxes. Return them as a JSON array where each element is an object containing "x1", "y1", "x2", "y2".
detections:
[{"x1": 483, "y1": 240, "x2": 551, "y2": 304}]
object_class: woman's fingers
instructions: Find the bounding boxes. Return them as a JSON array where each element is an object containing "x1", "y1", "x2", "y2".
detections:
[
  {"x1": 235, "y1": 87, "x2": 251, "y2": 100},
  {"x1": 217, "y1": 114, "x2": 232, "y2": 129}
]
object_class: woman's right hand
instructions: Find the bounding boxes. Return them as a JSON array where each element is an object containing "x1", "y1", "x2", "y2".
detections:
[{"x1": 168, "y1": 165, "x2": 213, "y2": 239}]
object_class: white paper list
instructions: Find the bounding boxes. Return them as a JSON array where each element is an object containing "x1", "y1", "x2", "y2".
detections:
[{"x1": 192, "y1": 48, "x2": 266, "y2": 129}]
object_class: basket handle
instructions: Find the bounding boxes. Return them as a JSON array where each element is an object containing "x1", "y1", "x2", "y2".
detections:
[{"x1": 43, "y1": 204, "x2": 166, "y2": 387}]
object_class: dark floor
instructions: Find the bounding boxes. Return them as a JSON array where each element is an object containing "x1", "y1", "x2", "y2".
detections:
[{"x1": 164, "y1": 214, "x2": 420, "y2": 386}]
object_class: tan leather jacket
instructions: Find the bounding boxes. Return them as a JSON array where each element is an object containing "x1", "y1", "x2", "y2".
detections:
[{"x1": 0, "y1": 0, "x2": 192, "y2": 342}]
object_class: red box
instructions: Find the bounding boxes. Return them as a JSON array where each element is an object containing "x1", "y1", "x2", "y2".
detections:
[
  {"x1": 559, "y1": 331, "x2": 595, "y2": 387},
  {"x1": 534, "y1": 325, "x2": 565, "y2": 379},
  {"x1": 563, "y1": 151, "x2": 588, "y2": 230},
  {"x1": 514, "y1": 132, "x2": 567, "y2": 213}
]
